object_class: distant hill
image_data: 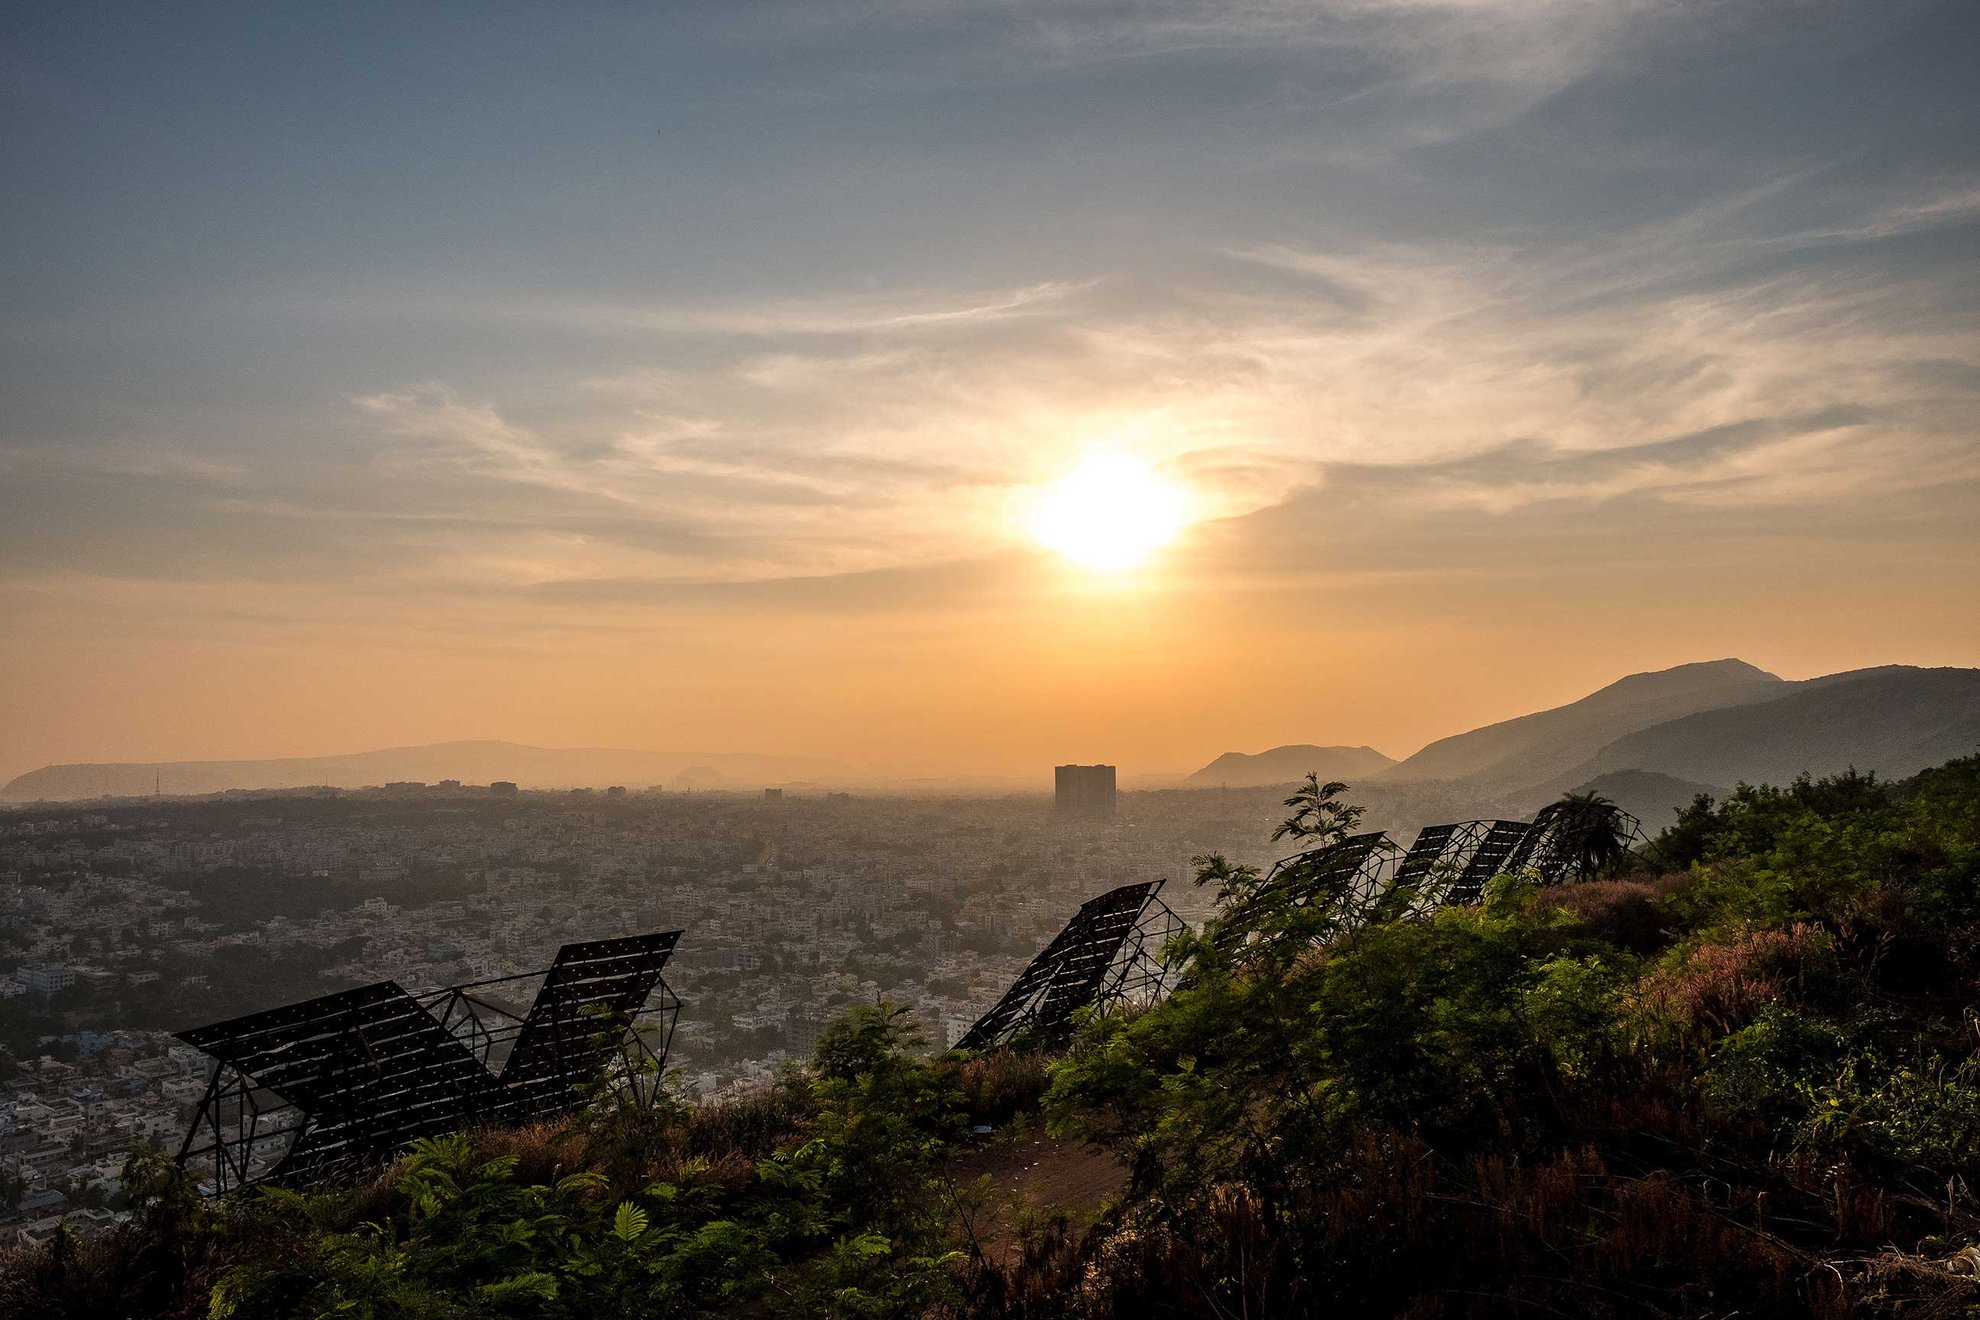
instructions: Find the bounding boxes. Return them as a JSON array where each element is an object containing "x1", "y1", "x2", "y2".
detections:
[
  {"x1": 1538, "y1": 769, "x2": 1728, "y2": 831},
  {"x1": 0, "y1": 740, "x2": 847, "y2": 803},
  {"x1": 1185, "y1": 659, "x2": 1977, "y2": 811},
  {"x1": 1186, "y1": 744, "x2": 1396, "y2": 788},
  {"x1": 1380, "y1": 659, "x2": 1785, "y2": 788},
  {"x1": 1570, "y1": 667, "x2": 1980, "y2": 790}
]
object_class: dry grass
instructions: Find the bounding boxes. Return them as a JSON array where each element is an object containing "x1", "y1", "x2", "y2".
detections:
[
  {"x1": 1540, "y1": 873, "x2": 1692, "y2": 954},
  {"x1": 949, "y1": 1050, "x2": 1053, "y2": 1127},
  {"x1": 1631, "y1": 922, "x2": 1830, "y2": 1041},
  {"x1": 949, "y1": 1127, "x2": 1977, "y2": 1318}
]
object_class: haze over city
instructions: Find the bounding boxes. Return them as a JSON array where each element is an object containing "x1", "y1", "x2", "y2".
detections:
[{"x1": 5, "y1": 2, "x2": 1977, "y2": 788}]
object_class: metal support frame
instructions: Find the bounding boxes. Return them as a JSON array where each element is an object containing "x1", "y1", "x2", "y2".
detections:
[
  {"x1": 1522, "y1": 804, "x2": 1647, "y2": 886},
  {"x1": 959, "y1": 802, "x2": 1650, "y2": 1053},
  {"x1": 1097, "y1": 891, "x2": 1186, "y2": 1012},
  {"x1": 175, "y1": 931, "x2": 684, "y2": 1195},
  {"x1": 176, "y1": 1065, "x2": 300, "y2": 1193},
  {"x1": 1445, "y1": 820, "x2": 1536, "y2": 905},
  {"x1": 1211, "y1": 832, "x2": 1403, "y2": 955},
  {"x1": 955, "y1": 881, "x2": 1181, "y2": 1052}
]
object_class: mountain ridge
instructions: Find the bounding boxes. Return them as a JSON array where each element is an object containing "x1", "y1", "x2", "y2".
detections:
[
  {"x1": 1183, "y1": 660, "x2": 1979, "y2": 808},
  {"x1": 0, "y1": 740, "x2": 847, "y2": 803},
  {"x1": 1567, "y1": 666, "x2": 1980, "y2": 791},
  {"x1": 1378, "y1": 658, "x2": 1785, "y2": 787},
  {"x1": 1185, "y1": 744, "x2": 1397, "y2": 788}
]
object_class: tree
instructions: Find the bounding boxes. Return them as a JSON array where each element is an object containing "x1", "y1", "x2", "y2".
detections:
[
  {"x1": 1190, "y1": 776, "x2": 1371, "y2": 973},
  {"x1": 1533, "y1": 792, "x2": 1634, "y2": 881},
  {"x1": 1271, "y1": 774, "x2": 1364, "y2": 849}
]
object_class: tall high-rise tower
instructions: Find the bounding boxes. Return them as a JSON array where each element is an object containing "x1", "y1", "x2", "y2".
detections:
[{"x1": 1054, "y1": 764, "x2": 1117, "y2": 819}]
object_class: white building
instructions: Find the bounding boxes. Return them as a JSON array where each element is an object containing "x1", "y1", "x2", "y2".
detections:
[{"x1": 18, "y1": 964, "x2": 74, "y2": 994}]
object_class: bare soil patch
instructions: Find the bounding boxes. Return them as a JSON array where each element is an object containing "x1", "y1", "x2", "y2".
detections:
[{"x1": 947, "y1": 1133, "x2": 1128, "y2": 1263}]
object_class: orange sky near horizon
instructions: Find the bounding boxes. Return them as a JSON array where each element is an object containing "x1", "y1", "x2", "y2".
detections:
[{"x1": 4, "y1": 507, "x2": 1974, "y2": 784}]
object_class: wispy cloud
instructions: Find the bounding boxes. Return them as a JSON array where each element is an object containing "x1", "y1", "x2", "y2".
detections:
[
  {"x1": 5, "y1": 0, "x2": 1974, "y2": 620},
  {"x1": 732, "y1": 0, "x2": 1662, "y2": 151},
  {"x1": 303, "y1": 89, "x2": 1975, "y2": 602},
  {"x1": 299, "y1": 282, "x2": 1085, "y2": 342}
]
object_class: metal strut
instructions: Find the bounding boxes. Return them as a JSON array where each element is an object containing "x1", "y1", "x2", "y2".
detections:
[{"x1": 173, "y1": 931, "x2": 685, "y2": 1195}]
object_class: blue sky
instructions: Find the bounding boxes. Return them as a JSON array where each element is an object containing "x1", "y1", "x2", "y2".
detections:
[{"x1": 2, "y1": 1, "x2": 1976, "y2": 779}]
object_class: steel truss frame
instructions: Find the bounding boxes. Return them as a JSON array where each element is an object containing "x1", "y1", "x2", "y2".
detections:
[
  {"x1": 1524, "y1": 805, "x2": 1647, "y2": 885},
  {"x1": 955, "y1": 881, "x2": 1182, "y2": 1051},
  {"x1": 1210, "y1": 831, "x2": 1404, "y2": 956},
  {"x1": 1446, "y1": 819, "x2": 1539, "y2": 905},
  {"x1": 175, "y1": 931, "x2": 683, "y2": 1195},
  {"x1": 967, "y1": 803, "x2": 1651, "y2": 1049}
]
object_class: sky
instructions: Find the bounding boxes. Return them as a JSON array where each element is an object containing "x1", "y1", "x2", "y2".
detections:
[{"x1": 2, "y1": 0, "x2": 1977, "y2": 784}]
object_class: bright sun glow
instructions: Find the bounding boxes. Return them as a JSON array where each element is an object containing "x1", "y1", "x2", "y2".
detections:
[{"x1": 1027, "y1": 452, "x2": 1191, "y2": 572}]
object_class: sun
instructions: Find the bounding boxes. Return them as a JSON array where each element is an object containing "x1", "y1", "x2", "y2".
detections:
[{"x1": 1027, "y1": 452, "x2": 1191, "y2": 572}]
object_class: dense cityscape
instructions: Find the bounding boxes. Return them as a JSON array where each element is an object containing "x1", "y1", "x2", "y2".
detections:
[{"x1": 0, "y1": 773, "x2": 1509, "y2": 1245}]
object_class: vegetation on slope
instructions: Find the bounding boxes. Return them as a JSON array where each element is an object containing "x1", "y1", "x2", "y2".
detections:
[
  {"x1": 1032, "y1": 759, "x2": 1980, "y2": 1315},
  {"x1": 5, "y1": 757, "x2": 1980, "y2": 1317}
]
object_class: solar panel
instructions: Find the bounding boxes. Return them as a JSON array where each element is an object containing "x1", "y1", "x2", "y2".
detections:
[
  {"x1": 1523, "y1": 802, "x2": 1645, "y2": 883},
  {"x1": 1447, "y1": 820, "x2": 1541, "y2": 904},
  {"x1": 177, "y1": 980, "x2": 502, "y2": 1186},
  {"x1": 956, "y1": 935, "x2": 1075, "y2": 1051},
  {"x1": 176, "y1": 930, "x2": 684, "y2": 1194},
  {"x1": 1371, "y1": 821, "x2": 1496, "y2": 920},
  {"x1": 496, "y1": 931, "x2": 681, "y2": 1120},
  {"x1": 1213, "y1": 832, "x2": 1395, "y2": 952},
  {"x1": 1033, "y1": 885, "x2": 1158, "y2": 1034},
  {"x1": 955, "y1": 882, "x2": 1165, "y2": 1051},
  {"x1": 1395, "y1": 822, "x2": 1459, "y2": 886}
]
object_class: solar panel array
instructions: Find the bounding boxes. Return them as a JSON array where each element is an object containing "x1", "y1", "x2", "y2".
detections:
[
  {"x1": 176, "y1": 931, "x2": 682, "y2": 1194},
  {"x1": 964, "y1": 803, "x2": 1646, "y2": 1051},
  {"x1": 174, "y1": 800, "x2": 1650, "y2": 1171},
  {"x1": 954, "y1": 881, "x2": 1175, "y2": 1051}
]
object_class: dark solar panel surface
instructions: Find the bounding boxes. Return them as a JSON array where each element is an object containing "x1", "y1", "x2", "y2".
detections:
[
  {"x1": 956, "y1": 882, "x2": 1156, "y2": 1050},
  {"x1": 496, "y1": 931, "x2": 680, "y2": 1119},
  {"x1": 177, "y1": 930, "x2": 683, "y2": 1188},
  {"x1": 178, "y1": 980, "x2": 502, "y2": 1180},
  {"x1": 1448, "y1": 820, "x2": 1536, "y2": 903},
  {"x1": 1395, "y1": 823, "x2": 1458, "y2": 884}
]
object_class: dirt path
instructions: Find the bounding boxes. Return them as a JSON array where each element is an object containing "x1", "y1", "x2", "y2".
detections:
[{"x1": 947, "y1": 1133, "x2": 1129, "y2": 1262}]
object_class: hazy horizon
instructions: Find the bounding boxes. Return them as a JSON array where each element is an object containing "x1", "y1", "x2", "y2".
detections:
[
  {"x1": 5, "y1": 3, "x2": 1977, "y2": 786},
  {"x1": 0, "y1": 649, "x2": 1837, "y2": 783},
  {"x1": 6, "y1": 653, "x2": 1967, "y2": 793}
]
